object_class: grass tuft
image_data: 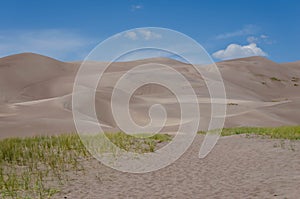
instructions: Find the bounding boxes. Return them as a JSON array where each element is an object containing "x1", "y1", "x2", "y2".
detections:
[
  {"x1": 0, "y1": 133, "x2": 171, "y2": 198},
  {"x1": 198, "y1": 126, "x2": 300, "y2": 140},
  {"x1": 270, "y1": 77, "x2": 281, "y2": 81}
]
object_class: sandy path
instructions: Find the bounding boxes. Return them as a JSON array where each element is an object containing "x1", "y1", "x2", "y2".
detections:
[{"x1": 56, "y1": 135, "x2": 300, "y2": 199}]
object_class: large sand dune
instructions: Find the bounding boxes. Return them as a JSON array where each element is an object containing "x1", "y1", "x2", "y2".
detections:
[{"x1": 0, "y1": 53, "x2": 300, "y2": 138}]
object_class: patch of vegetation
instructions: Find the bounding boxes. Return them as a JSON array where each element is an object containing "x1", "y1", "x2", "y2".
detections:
[
  {"x1": 271, "y1": 98, "x2": 288, "y2": 102},
  {"x1": 0, "y1": 133, "x2": 171, "y2": 198},
  {"x1": 291, "y1": 76, "x2": 299, "y2": 82},
  {"x1": 104, "y1": 132, "x2": 171, "y2": 153},
  {"x1": 254, "y1": 73, "x2": 265, "y2": 77},
  {"x1": 227, "y1": 103, "x2": 238, "y2": 106},
  {"x1": 270, "y1": 77, "x2": 281, "y2": 81},
  {"x1": 198, "y1": 126, "x2": 300, "y2": 140}
]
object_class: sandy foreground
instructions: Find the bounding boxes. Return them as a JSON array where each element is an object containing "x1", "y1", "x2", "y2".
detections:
[{"x1": 53, "y1": 135, "x2": 300, "y2": 199}]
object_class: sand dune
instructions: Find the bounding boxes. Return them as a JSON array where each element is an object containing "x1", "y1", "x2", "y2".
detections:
[{"x1": 0, "y1": 53, "x2": 300, "y2": 138}]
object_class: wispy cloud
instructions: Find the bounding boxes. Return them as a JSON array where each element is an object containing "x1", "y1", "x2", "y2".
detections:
[
  {"x1": 212, "y1": 43, "x2": 267, "y2": 60},
  {"x1": 131, "y1": 4, "x2": 143, "y2": 11},
  {"x1": 124, "y1": 31, "x2": 138, "y2": 40},
  {"x1": 137, "y1": 29, "x2": 162, "y2": 40},
  {"x1": 215, "y1": 25, "x2": 258, "y2": 39},
  {"x1": 246, "y1": 36, "x2": 259, "y2": 43},
  {"x1": 247, "y1": 34, "x2": 274, "y2": 45},
  {"x1": 0, "y1": 29, "x2": 95, "y2": 61},
  {"x1": 123, "y1": 29, "x2": 162, "y2": 40}
]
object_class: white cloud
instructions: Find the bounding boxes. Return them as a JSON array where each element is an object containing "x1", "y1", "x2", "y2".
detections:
[
  {"x1": 0, "y1": 29, "x2": 95, "y2": 61},
  {"x1": 260, "y1": 34, "x2": 274, "y2": 44},
  {"x1": 131, "y1": 4, "x2": 143, "y2": 11},
  {"x1": 138, "y1": 29, "x2": 162, "y2": 40},
  {"x1": 247, "y1": 36, "x2": 258, "y2": 43},
  {"x1": 216, "y1": 25, "x2": 258, "y2": 39},
  {"x1": 246, "y1": 34, "x2": 274, "y2": 45},
  {"x1": 123, "y1": 30, "x2": 162, "y2": 40},
  {"x1": 260, "y1": 34, "x2": 268, "y2": 39},
  {"x1": 212, "y1": 43, "x2": 267, "y2": 60},
  {"x1": 124, "y1": 31, "x2": 138, "y2": 40}
]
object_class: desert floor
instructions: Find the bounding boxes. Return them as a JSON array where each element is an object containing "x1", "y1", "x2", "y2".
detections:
[{"x1": 55, "y1": 134, "x2": 300, "y2": 199}]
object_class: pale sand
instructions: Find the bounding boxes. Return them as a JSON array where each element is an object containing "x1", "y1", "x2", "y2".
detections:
[
  {"x1": 55, "y1": 135, "x2": 300, "y2": 199},
  {"x1": 0, "y1": 53, "x2": 300, "y2": 137}
]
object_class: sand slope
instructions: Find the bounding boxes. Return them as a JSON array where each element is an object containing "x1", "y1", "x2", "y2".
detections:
[{"x1": 0, "y1": 53, "x2": 300, "y2": 138}]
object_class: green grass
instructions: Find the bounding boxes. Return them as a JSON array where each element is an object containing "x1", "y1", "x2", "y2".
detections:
[
  {"x1": 199, "y1": 126, "x2": 300, "y2": 140},
  {"x1": 0, "y1": 133, "x2": 171, "y2": 198},
  {"x1": 227, "y1": 103, "x2": 238, "y2": 106},
  {"x1": 105, "y1": 132, "x2": 171, "y2": 152},
  {"x1": 270, "y1": 77, "x2": 281, "y2": 81}
]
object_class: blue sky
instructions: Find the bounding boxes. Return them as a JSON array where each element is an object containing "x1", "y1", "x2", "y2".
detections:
[{"x1": 0, "y1": 0, "x2": 299, "y2": 62}]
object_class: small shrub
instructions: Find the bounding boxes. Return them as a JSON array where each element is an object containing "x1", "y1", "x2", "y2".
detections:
[
  {"x1": 227, "y1": 103, "x2": 238, "y2": 106},
  {"x1": 270, "y1": 77, "x2": 281, "y2": 81},
  {"x1": 291, "y1": 77, "x2": 299, "y2": 82}
]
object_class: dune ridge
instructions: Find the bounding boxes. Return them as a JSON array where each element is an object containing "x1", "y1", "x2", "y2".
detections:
[{"x1": 0, "y1": 53, "x2": 299, "y2": 138}]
